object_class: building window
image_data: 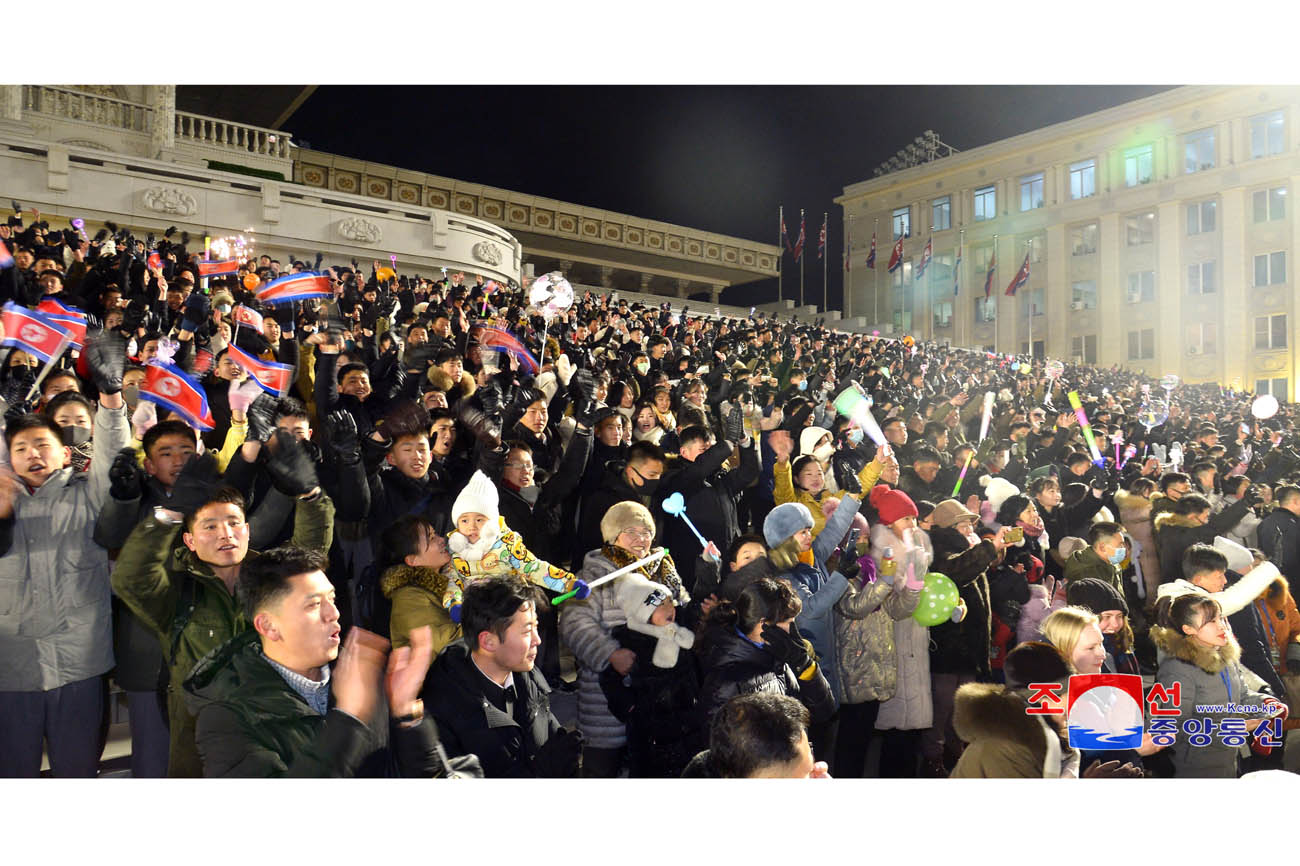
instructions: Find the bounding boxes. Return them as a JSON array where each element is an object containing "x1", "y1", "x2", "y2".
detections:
[
  {"x1": 1071, "y1": 223, "x2": 1098, "y2": 256},
  {"x1": 1124, "y1": 145, "x2": 1154, "y2": 187},
  {"x1": 974, "y1": 186, "x2": 996, "y2": 222},
  {"x1": 1254, "y1": 251, "x2": 1287, "y2": 286},
  {"x1": 892, "y1": 206, "x2": 911, "y2": 240},
  {"x1": 1126, "y1": 212, "x2": 1155, "y2": 246},
  {"x1": 1250, "y1": 110, "x2": 1285, "y2": 159},
  {"x1": 1020, "y1": 173, "x2": 1044, "y2": 211},
  {"x1": 1022, "y1": 287, "x2": 1045, "y2": 317},
  {"x1": 1184, "y1": 128, "x2": 1216, "y2": 173},
  {"x1": 1071, "y1": 335, "x2": 1098, "y2": 364},
  {"x1": 1187, "y1": 322, "x2": 1217, "y2": 355},
  {"x1": 1127, "y1": 270, "x2": 1155, "y2": 303},
  {"x1": 1069, "y1": 159, "x2": 1096, "y2": 200},
  {"x1": 974, "y1": 296, "x2": 997, "y2": 323},
  {"x1": 1187, "y1": 200, "x2": 1216, "y2": 235},
  {"x1": 1187, "y1": 261, "x2": 1216, "y2": 294},
  {"x1": 1255, "y1": 313, "x2": 1288, "y2": 350},
  {"x1": 1257, "y1": 378, "x2": 1290, "y2": 400},
  {"x1": 1026, "y1": 235, "x2": 1045, "y2": 264},
  {"x1": 1070, "y1": 280, "x2": 1097, "y2": 310},
  {"x1": 892, "y1": 261, "x2": 912, "y2": 287},
  {"x1": 1128, "y1": 329, "x2": 1155, "y2": 360},
  {"x1": 1253, "y1": 187, "x2": 1287, "y2": 222},
  {"x1": 931, "y1": 196, "x2": 951, "y2": 232},
  {"x1": 932, "y1": 300, "x2": 953, "y2": 329}
]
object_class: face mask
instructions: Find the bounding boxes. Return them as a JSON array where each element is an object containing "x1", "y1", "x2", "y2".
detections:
[
  {"x1": 519, "y1": 485, "x2": 541, "y2": 506},
  {"x1": 122, "y1": 384, "x2": 140, "y2": 408},
  {"x1": 798, "y1": 379, "x2": 808, "y2": 391},
  {"x1": 1108, "y1": 546, "x2": 1127, "y2": 565},
  {"x1": 60, "y1": 425, "x2": 91, "y2": 447},
  {"x1": 813, "y1": 443, "x2": 834, "y2": 462},
  {"x1": 634, "y1": 472, "x2": 660, "y2": 497},
  {"x1": 636, "y1": 362, "x2": 650, "y2": 375},
  {"x1": 847, "y1": 428, "x2": 865, "y2": 446}
]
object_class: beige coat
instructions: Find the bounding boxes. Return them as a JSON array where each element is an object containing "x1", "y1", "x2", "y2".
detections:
[{"x1": 1115, "y1": 489, "x2": 1160, "y2": 603}]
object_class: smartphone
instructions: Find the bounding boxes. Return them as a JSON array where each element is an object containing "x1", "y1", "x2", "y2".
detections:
[{"x1": 1004, "y1": 526, "x2": 1025, "y2": 544}]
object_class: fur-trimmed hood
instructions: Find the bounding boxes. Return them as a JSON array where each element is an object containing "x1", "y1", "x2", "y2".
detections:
[
  {"x1": 379, "y1": 563, "x2": 453, "y2": 599},
  {"x1": 1113, "y1": 489, "x2": 1152, "y2": 516},
  {"x1": 1149, "y1": 624, "x2": 1241, "y2": 674},
  {"x1": 426, "y1": 366, "x2": 478, "y2": 397},
  {"x1": 1154, "y1": 510, "x2": 1201, "y2": 532},
  {"x1": 952, "y1": 682, "x2": 1052, "y2": 747}
]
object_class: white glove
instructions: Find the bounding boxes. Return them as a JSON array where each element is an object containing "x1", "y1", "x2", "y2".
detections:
[
  {"x1": 556, "y1": 353, "x2": 575, "y2": 387},
  {"x1": 227, "y1": 378, "x2": 263, "y2": 414},
  {"x1": 950, "y1": 599, "x2": 968, "y2": 624},
  {"x1": 132, "y1": 400, "x2": 157, "y2": 439}
]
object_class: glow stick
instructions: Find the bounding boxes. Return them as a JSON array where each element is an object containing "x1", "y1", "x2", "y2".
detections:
[
  {"x1": 1067, "y1": 390, "x2": 1103, "y2": 465},
  {"x1": 832, "y1": 383, "x2": 886, "y2": 447},
  {"x1": 550, "y1": 549, "x2": 668, "y2": 606},
  {"x1": 952, "y1": 392, "x2": 995, "y2": 496}
]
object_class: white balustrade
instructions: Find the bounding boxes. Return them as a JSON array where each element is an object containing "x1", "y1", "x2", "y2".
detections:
[
  {"x1": 174, "y1": 111, "x2": 292, "y2": 159},
  {"x1": 21, "y1": 85, "x2": 151, "y2": 134}
]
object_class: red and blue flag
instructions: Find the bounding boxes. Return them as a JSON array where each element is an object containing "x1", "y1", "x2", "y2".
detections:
[
  {"x1": 477, "y1": 327, "x2": 539, "y2": 374},
  {"x1": 226, "y1": 343, "x2": 293, "y2": 396},
  {"x1": 257, "y1": 272, "x2": 333, "y2": 305},
  {"x1": 1, "y1": 303, "x2": 72, "y2": 362},
  {"x1": 140, "y1": 362, "x2": 215, "y2": 431}
]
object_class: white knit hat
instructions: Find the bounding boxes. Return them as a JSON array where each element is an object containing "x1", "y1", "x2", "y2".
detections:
[
  {"x1": 800, "y1": 426, "x2": 832, "y2": 457},
  {"x1": 981, "y1": 476, "x2": 1021, "y2": 516},
  {"x1": 614, "y1": 572, "x2": 695, "y2": 668},
  {"x1": 451, "y1": 470, "x2": 500, "y2": 526}
]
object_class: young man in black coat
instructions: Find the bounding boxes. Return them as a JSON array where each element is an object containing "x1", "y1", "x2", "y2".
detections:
[
  {"x1": 1256, "y1": 485, "x2": 1300, "y2": 579},
  {"x1": 423, "y1": 577, "x2": 582, "y2": 778}
]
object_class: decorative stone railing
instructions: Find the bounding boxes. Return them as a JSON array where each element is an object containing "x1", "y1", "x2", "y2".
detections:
[
  {"x1": 22, "y1": 86, "x2": 151, "y2": 134},
  {"x1": 175, "y1": 111, "x2": 293, "y2": 159}
]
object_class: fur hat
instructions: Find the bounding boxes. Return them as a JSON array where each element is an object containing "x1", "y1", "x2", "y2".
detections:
[
  {"x1": 1003, "y1": 641, "x2": 1072, "y2": 690},
  {"x1": 600, "y1": 501, "x2": 655, "y2": 546},
  {"x1": 763, "y1": 502, "x2": 815, "y2": 547},
  {"x1": 983, "y1": 477, "x2": 1021, "y2": 518},
  {"x1": 451, "y1": 470, "x2": 499, "y2": 526},
  {"x1": 930, "y1": 498, "x2": 979, "y2": 529},
  {"x1": 995, "y1": 493, "x2": 1033, "y2": 528},
  {"x1": 869, "y1": 484, "x2": 918, "y2": 526},
  {"x1": 613, "y1": 572, "x2": 695, "y2": 668},
  {"x1": 1066, "y1": 577, "x2": 1129, "y2": 616}
]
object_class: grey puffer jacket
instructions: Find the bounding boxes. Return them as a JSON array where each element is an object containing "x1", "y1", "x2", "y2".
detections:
[
  {"x1": 833, "y1": 539, "x2": 923, "y2": 705},
  {"x1": 0, "y1": 404, "x2": 131, "y2": 691},
  {"x1": 558, "y1": 547, "x2": 690, "y2": 750},
  {"x1": 870, "y1": 524, "x2": 937, "y2": 731}
]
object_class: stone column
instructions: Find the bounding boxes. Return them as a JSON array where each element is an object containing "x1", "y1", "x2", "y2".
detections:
[
  {"x1": 710, "y1": 285, "x2": 723, "y2": 305},
  {"x1": 150, "y1": 85, "x2": 176, "y2": 159},
  {"x1": 557, "y1": 259, "x2": 575, "y2": 277},
  {"x1": 599, "y1": 265, "x2": 615, "y2": 288},
  {"x1": 0, "y1": 86, "x2": 21, "y2": 121},
  {"x1": 639, "y1": 273, "x2": 653, "y2": 293},
  {"x1": 675, "y1": 279, "x2": 690, "y2": 299}
]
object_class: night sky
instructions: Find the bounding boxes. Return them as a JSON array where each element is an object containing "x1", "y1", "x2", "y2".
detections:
[{"x1": 287, "y1": 85, "x2": 1175, "y2": 310}]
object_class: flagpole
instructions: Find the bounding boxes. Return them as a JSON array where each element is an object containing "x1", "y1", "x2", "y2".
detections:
[
  {"x1": 778, "y1": 205, "x2": 784, "y2": 304},
  {"x1": 822, "y1": 212, "x2": 828, "y2": 313},
  {"x1": 799, "y1": 208, "x2": 805, "y2": 309},
  {"x1": 847, "y1": 214, "x2": 854, "y2": 319},
  {"x1": 873, "y1": 219, "x2": 879, "y2": 326},
  {"x1": 957, "y1": 228, "x2": 964, "y2": 345},
  {"x1": 992, "y1": 234, "x2": 999, "y2": 354},
  {"x1": 1026, "y1": 240, "x2": 1033, "y2": 359},
  {"x1": 925, "y1": 239, "x2": 932, "y2": 343}
]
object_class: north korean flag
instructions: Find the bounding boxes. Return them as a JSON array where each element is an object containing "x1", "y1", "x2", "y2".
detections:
[
  {"x1": 226, "y1": 343, "x2": 293, "y2": 396},
  {"x1": 1, "y1": 303, "x2": 72, "y2": 362},
  {"x1": 196, "y1": 259, "x2": 240, "y2": 279},
  {"x1": 1005, "y1": 254, "x2": 1031, "y2": 296},
  {"x1": 887, "y1": 235, "x2": 904, "y2": 273},
  {"x1": 140, "y1": 362, "x2": 215, "y2": 431},
  {"x1": 256, "y1": 272, "x2": 332, "y2": 305},
  {"x1": 231, "y1": 305, "x2": 264, "y2": 331},
  {"x1": 37, "y1": 298, "x2": 88, "y2": 350}
]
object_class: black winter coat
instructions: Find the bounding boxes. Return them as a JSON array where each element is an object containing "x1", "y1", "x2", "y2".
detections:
[
  {"x1": 927, "y1": 526, "x2": 999, "y2": 679},
  {"x1": 1153, "y1": 498, "x2": 1252, "y2": 584},
  {"x1": 698, "y1": 625, "x2": 835, "y2": 727},
  {"x1": 659, "y1": 440, "x2": 760, "y2": 593},
  {"x1": 493, "y1": 426, "x2": 592, "y2": 564},
  {"x1": 1256, "y1": 508, "x2": 1300, "y2": 581},
  {"x1": 423, "y1": 639, "x2": 567, "y2": 778},
  {"x1": 598, "y1": 625, "x2": 705, "y2": 778},
  {"x1": 576, "y1": 461, "x2": 662, "y2": 563}
]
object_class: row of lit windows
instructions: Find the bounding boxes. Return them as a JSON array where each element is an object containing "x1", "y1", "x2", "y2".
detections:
[{"x1": 885, "y1": 110, "x2": 1287, "y2": 238}]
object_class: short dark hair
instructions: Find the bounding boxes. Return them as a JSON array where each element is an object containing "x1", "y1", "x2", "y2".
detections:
[
  {"x1": 678, "y1": 425, "x2": 713, "y2": 450},
  {"x1": 1159, "y1": 472, "x2": 1191, "y2": 492},
  {"x1": 627, "y1": 440, "x2": 665, "y2": 468},
  {"x1": 434, "y1": 348, "x2": 463, "y2": 366},
  {"x1": 1274, "y1": 484, "x2": 1300, "y2": 507},
  {"x1": 1087, "y1": 521, "x2": 1124, "y2": 546},
  {"x1": 1182, "y1": 543, "x2": 1228, "y2": 581},
  {"x1": 1065, "y1": 452, "x2": 1093, "y2": 468},
  {"x1": 1173, "y1": 493, "x2": 1212, "y2": 516},
  {"x1": 142, "y1": 419, "x2": 198, "y2": 457},
  {"x1": 4, "y1": 413, "x2": 63, "y2": 449},
  {"x1": 238, "y1": 545, "x2": 329, "y2": 622},
  {"x1": 44, "y1": 390, "x2": 94, "y2": 419},
  {"x1": 910, "y1": 446, "x2": 942, "y2": 466},
  {"x1": 709, "y1": 693, "x2": 810, "y2": 778},
  {"x1": 725, "y1": 533, "x2": 767, "y2": 571},
  {"x1": 41, "y1": 369, "x2": 81, "y2": 394},
  {"x1": 274, "y1": 396, "x2": 310, "y2": 422},
  {"x1": 461, "y1": 576, "x2": 538, "y2": 653},
  {"x1": 337, "y1": 362, "x2": 368, "y2": 384},
  {"x1": 380, "y1": 514, "x2": 434, "y2": 569},
  {"x1": 183, "y1": 485, "x2": 247, "y2": 533}
]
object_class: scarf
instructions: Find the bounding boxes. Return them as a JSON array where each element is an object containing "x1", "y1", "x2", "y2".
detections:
[
  {"x1": 601, "y1": 543, "x2": 686, "y2": 602},
  {"x1": 70, "y1": 440, "x2": 94, "y2": 474},
  {"x1": 1017, "y1": 519, "x2": 1044, "y2": 538}
]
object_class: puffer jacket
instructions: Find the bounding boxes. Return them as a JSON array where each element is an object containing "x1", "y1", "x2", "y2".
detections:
[
  {"x1": 833, "y1": 559, "x2": 923, "y2": 705},
  {"x1": 1153, "y1": 498, "x2": 1253, "y2": 584},
  {"x1": 871, "y1": 524, "x2": 936, "y2": 730},
  {"x1": 1115, "y1": 489, "x2": 1160, "y2": 600},
  {"x1": 0, "y1": 403, "x2": 130, "y2": 691},
  {"x1": 558, "y1": 547, "x2": 689, "y2": 750},
  {"x1": 698, "y1": 623, "x2": 835, "y2": 726},
  {"x1": 1151, "y1": 625, "x2": 1275, "y2": 778}
]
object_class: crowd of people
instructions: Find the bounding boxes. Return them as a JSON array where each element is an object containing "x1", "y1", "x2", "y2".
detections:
[{"x1": 1, "y1": 208, "x2": 1298, "y2": 779}]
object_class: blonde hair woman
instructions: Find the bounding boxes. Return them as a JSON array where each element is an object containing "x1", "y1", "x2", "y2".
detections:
[{"x1": 1041, "y1": 606, "x2": 1106, "y2": 675}]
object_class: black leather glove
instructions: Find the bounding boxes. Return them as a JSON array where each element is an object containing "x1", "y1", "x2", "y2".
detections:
[
  {"x1": 167, "y1": 453, "x2": 223, "y2": 516},
  {"x1": 264, "y1": 430, "x2": 320, "y2": 497},
  {"x1": 180, "y1": 291, "x2": 211, "y2": 333},
  {"x1": 761, "y1": 622, "x2": 813, "y2": 676},
  {"x1": 839, "y1": 552, "x2": 862, "y2": 582},
  {"x1": 477, "y1": 381, "x2": 502, "y2": 417},
  {"x1": 325, "y1": 409, "x2": 360, "y2": 465},
  {"x1": 404, "y1": 342, "x2": 438, "y2": 374},
  {"x1": 246, "y1": 392, "x2": 278, "y2": 444},
  {"x1": 724, "y1": 404, "x2": 744, "y2": 444},
  {"x1": 1242, "y1": 485, "x2": 1262, "y2": 507},
  {"x1": 532, "y1": 727, "x2": 584, "y2": 778},
  {"x1": 108, "y1": 447, "x2": 143, "y2": 501},
  {"x1": 568, "y1": 368, "x2": 596, "y2": 404},
  {"x1": 82, "y1": 331, "x2": 127, "y2": 394}
]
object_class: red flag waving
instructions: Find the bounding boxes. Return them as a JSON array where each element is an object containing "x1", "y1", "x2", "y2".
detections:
[
  {"x1": 140, "y1": 363, "x2": 215, "y2": 430},
  {"x1": 887, "y1": 236, "x2": 904, "y2": 273},
  {"x1": 1, "y1": 303, "x2": 71, "y2": 362},
  {"x1": 1005, "y1": 254, "x2": 1030, "y2": 296},
  {"x1": 866, "y1": 231, "x2": 876, "y2": 269},
  {"x1": 232, "y1": 305, "x2": 264, "y2": 331},
  {"x1": 226, "y1": 343, "x2": 293, "y2": 396},
  {"x1": 792, "y1": 216, "x2": 806, "y2": 262}
]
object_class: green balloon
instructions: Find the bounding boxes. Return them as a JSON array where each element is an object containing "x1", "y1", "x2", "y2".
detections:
[{"x1": 912, "y1": 572, "x2": 960, "y2": 627}]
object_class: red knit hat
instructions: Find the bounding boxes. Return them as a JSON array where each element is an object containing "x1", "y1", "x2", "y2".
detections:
[{"x1": 869, "y1": 484, "x2": 918, "y2": 526}]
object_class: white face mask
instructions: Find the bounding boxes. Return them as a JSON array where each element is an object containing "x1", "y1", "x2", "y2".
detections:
[{"x1": 813, "y1": 443, "x2": 835, "y2": 462}]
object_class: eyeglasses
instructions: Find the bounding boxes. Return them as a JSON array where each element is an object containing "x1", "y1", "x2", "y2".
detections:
[
  {"x1": 619, "y1": 527, "x2": 654, "y2": 541},
  {"x1": 504, "y1": 462, "x2": 534, "y2": 471}
]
